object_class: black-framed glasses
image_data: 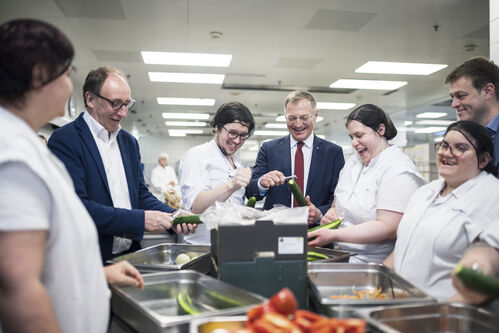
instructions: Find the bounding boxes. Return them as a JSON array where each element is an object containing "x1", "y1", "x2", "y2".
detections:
[
  {"x1": 92, "y1": 91, "x2": 136, "y2": 111},
  {"x1": 222, "y1": 126, "x2": 250, "y2": 141},
  {"x1": 436, "y1": 140, "x2": 473, "y2": 157}
]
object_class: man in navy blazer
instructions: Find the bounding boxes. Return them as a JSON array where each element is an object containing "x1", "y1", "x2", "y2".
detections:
[
  {"x1": 49, "y1": 66, "x2": 195, "y2": 262},
  {"x1": 246, "y1": 90, "x2": 344, "y2": 225}
]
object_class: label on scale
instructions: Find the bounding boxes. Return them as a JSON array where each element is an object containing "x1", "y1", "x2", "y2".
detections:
[{"x1": 277, "y1": 237, "x2": 304, "y2": 254}]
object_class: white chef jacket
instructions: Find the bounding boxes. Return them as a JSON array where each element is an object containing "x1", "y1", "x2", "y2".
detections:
[
  {"x1": 179, "y1": 139, "x2": 245, "y2": 245},
  {"x1": 394, "y1": 171, "x2": 499, "y2": 300},
  {"x1": 0, "y1": 107, "x2": 109, "y2": 333},
  {"x1": 336, "y1": 145, "x2": 427, "y2": 263},
  {"x1": 150, "y1": 164, "x2": 180, "y2": 200}
]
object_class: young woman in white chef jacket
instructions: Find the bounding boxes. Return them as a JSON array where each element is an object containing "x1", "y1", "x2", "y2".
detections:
[
  {"x1": 384, "y1": 121, "x2": 499, "y2": 301},
  {"x1": 308, "y1": 104, "x2": 427, "y2": 263}
]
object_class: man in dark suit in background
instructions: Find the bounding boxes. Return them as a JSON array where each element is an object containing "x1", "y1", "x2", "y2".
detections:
[
  {"x1": 246, "y1": 90, "x2": 344, "y2": 225},
  {"x1": 49, "y1": 66, "x2": 195, "y2": 262}
]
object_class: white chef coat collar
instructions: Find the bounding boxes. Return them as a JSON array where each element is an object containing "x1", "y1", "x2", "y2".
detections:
[
  {"x1": 83, "y1": 110, "x2": 120, "y2": 143},
  {"x1": 427, "y1": 171, "x2": 484, "y2": 200}
]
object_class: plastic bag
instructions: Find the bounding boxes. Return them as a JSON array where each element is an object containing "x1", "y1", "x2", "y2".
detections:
[{"x1": 200, "y1": 201, "x2": 308, "y2": 230}]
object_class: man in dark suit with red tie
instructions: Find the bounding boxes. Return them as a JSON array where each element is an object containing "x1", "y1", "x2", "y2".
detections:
[{"x1": 246, "y1": 90, "x2": 345, "y2": 225}]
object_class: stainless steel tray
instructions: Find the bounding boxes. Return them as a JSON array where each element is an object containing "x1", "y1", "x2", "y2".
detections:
[
  {"x1": 111, "y1": 270, "x2": 266, "y2": 333},
  {"x1": 307, "y1": 246, "x2": 356, "y2": 263},
  {"x1": 355, "y1": 302, "x2": 499, "y2": 333},
  {"x1": 308, "y1": 263, "x2": 434, "y2": 316},
  {"x1": 110, "y1": 243, "x2": 211, "y2": 273}
]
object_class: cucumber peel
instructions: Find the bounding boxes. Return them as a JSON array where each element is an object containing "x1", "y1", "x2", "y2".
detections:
[
  {"x1": 288, "y1": 179, "x2": 307, "y2": 207},
  {"x1": 246, "y1": 196, "x2": 257, "y2": 207},
  {"x1": 308, "y1": 219, "x2": 342, "y2": 232},
  {"x1": 177, "y1": 291, "x2": 201, "y2": 315},
  {"x1": 307, "y1": 251, "x2": 329, "y2": 259},
  {"x1": 172, "y1": 214, "x2": 202, "y2": 226},
  {"x1": 204, "y1": 290, "x2": 245, "y2": 309},
  {"x1": 454, "y1": 264, "x2": 499, "y2": 298}
]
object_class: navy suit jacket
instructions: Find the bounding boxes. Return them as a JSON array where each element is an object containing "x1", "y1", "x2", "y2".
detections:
[
  {"x1": 48, "y1": 113, "x2": 174, "y2": 262},
  {"x1": 246, "y1": 135, "x2": 344, "y2": 215}
]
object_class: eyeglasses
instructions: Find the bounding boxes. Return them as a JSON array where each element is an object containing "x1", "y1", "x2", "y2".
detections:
[
  {"x1": 92, "y1": 92, "x2": 136, "y2": 111},
  {"x1": 435, "y1": 140, "x2": 473, "y2": 157},
  {"x1": 222, "y1": 126, "x2": 250, "y2": 141},
  {"x1": 286, "y1": 114, "x2": 313, "y2": 123}
]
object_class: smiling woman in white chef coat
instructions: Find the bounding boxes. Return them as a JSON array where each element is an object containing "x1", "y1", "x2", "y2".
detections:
[
  {"x1": 384, "y1": 120, "x2": 499, "y2": 301},
  {"x1": 308, "y1": 104, "x2": 427, "y2": 263},
  {"x1": 0, "y1": 19, "x2": 143, "y2": 333}
]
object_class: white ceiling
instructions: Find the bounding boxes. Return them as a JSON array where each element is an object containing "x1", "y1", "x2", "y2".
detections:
[{"x1": 0, "y1": 0, "x2": 490, "y2": 148}]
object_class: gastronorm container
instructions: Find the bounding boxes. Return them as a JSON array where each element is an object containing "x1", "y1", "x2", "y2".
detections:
[
  {"x1": 110, "y1": 243, "x2": 211, "y2": 274},
  {"x1": 307, "y1": 246, "x2": 356, "y2": 263},
  {"x1": 111, "y1": 271, "x2": 266, "y2": 333},
  {"x1": 189, "y1": 316, "x2": 246, "y2": 333},
  {"x1": 308, "y1": 263, "x2": 434, "y2": 317},
  {"x1": 355, "y1": 302, "x2": 499, "y2": 333}
]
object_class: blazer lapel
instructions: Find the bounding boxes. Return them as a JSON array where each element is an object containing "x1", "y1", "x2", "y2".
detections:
[
  {"x1": 280, "y1": 135, "x2": 292, "y2": 177},
  {"x1": 307, "y1": 135, "x2": 321, "y2": 194},
  {"x1": 75, "y1": 114, "x2": 111, "y2": 199}
]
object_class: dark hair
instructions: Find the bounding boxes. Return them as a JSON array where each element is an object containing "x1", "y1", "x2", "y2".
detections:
[
  {"x1": 346, "y1": 104, "x2": 397, "y2": 140},
  {"x1": 211, "y1": 102, "x2": 255, "y2": 133},
  {"x1": 445, "y1": 57, "x2": 499, "y2": 100},
  {"x1": 445, "y1": 121, "x2": 496, "y2": 174},
  {"x1": 82, "y1": 66, "x2": 127, "y2": 107},
  {"x1": 0, "y1": 19, "x2": 74, "y2": 106}
]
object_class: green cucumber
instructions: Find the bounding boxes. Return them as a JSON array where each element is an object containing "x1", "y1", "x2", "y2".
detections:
[
  {"x1": 172, "y1": 214, "x2": 202, "y2": 226},
  {"x1": 454, "y1": 264, "x2": 499, "y2": 298},
  {"x1": 246, "y1": 196, "x2": 257, "y2": 208},
  {"x1": 308, "y1": 219, "x2": 342, "y2": 232},
  {"x1": 204, "y1": 290, "x2": 245, "y2": 309},
  {"x1": 307, "y1": 251, "x2": 329, "y2": 260},
  {"x1": 177, "y1": 291, "x2": 201, "y2": 315},
  {"x1": 288, "y1": 179, "x2": 307, "y2": 207}
]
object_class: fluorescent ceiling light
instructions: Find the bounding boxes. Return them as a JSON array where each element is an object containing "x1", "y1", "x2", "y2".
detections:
[
  {"x1": 164, "y1": 121, "x2": 207, "y2": 127},
  {"x1": 275, "y1": 115, "x2": 324, "y2": 122},
  {"x1": 414, "y1": 126, "x2": 448, "y2": 134},
  {"x1": 149, "y1": 72, "x2": 225, "y2": 84},
  {"x1": 265, "y1": 123, "x2": 288, "y2": 129},
  {"x1": 434, "y1": 136, "x2": 444, "y2": 142},
  {"x1": 157, "y1": 97, "x2": 215, "y2": 106},
  {"x1": 142, "y1": 51, "x2": 232, "y2": 67},
  {"x1": 404, "y1": 121, "x2": 413, "y2": 126},
  {"x1": 397, "y1": 127, "x2": 417, "y2": 132},
  {"x1": 317, "y1": 102, "x2": 356, "y2": 110},
  {"x1": 254, "y1": 130, "x2": 289, "y2": 136},
  {"x1": 355, "y1": 61, "x2": 448, "y2": 75},
  {"x1": 416, "y1": 120, "x2": 454, "y2": 126},
  {"x1": 162, "y1": 112, "x2": 210, "y2": 120},
  {"x1": 168, "y1": 129, "x2": 204, "y2": 137},
  {"x1": 329, "y1": 79, "x2": 407, "y2": 90},
  {"x1": 416, "y1": 112, "x2": 447, "y2": 119}
]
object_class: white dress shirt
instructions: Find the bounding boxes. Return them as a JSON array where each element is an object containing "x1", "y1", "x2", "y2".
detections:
[
  {"x1": 150, "y1": 164, "x2": 180, "y2": 200},
  {"x1": 179, "y1": 139, "x2": 245, "y2": 245},
  {"x1": 394, "y1": 171, "x2": 499, "y2": 300},
  {"x1": 83, "y1": 111, "x2": 132, "y2": 254}
]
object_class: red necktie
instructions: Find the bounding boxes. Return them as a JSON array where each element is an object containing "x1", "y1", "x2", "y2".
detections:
[{"x1": 293, "y1": 141, "x2": 304, "y2": 207}]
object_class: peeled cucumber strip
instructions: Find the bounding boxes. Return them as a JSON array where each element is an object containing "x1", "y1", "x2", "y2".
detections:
[
  {"x1": 288, "y1": 179, "x2": 307, "y2": 207},
  {"x1": 204, "y1": 290, "x2": 245, "y2": 309},
  {"x1": 246, "y1": 197, "x2": 257, "y2": 207},
  {"x1": 177, "y1": 291, "x2": 201, "y2": 315},
  {"x1": 307, "y1": 251, "x2": 329, "y2": 260},
  {"x1": 172, "y1": 214, "x2": 202, "y2": 226},
  {"x1": 454, "y1": 264, "x2": 499, "y2": 298},
  {"x1": 308, "y1": 219, "x2": 342, "y2": 232}
]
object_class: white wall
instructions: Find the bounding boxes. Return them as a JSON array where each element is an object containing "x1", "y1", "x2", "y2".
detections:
[{"x1": 492, "y1": 0, "x2": 499, "y2": 62}]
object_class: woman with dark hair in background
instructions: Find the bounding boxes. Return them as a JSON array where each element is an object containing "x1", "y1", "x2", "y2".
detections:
[
  {"x1": 308, "y1": 104, "x2": 427, "y2": 263},
  {"x1": 0, "y1": 19, "x2": 143, "y2": 333},
  {"x1": 385, "y1": 121, "x2": 499, "y2": 301}
]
